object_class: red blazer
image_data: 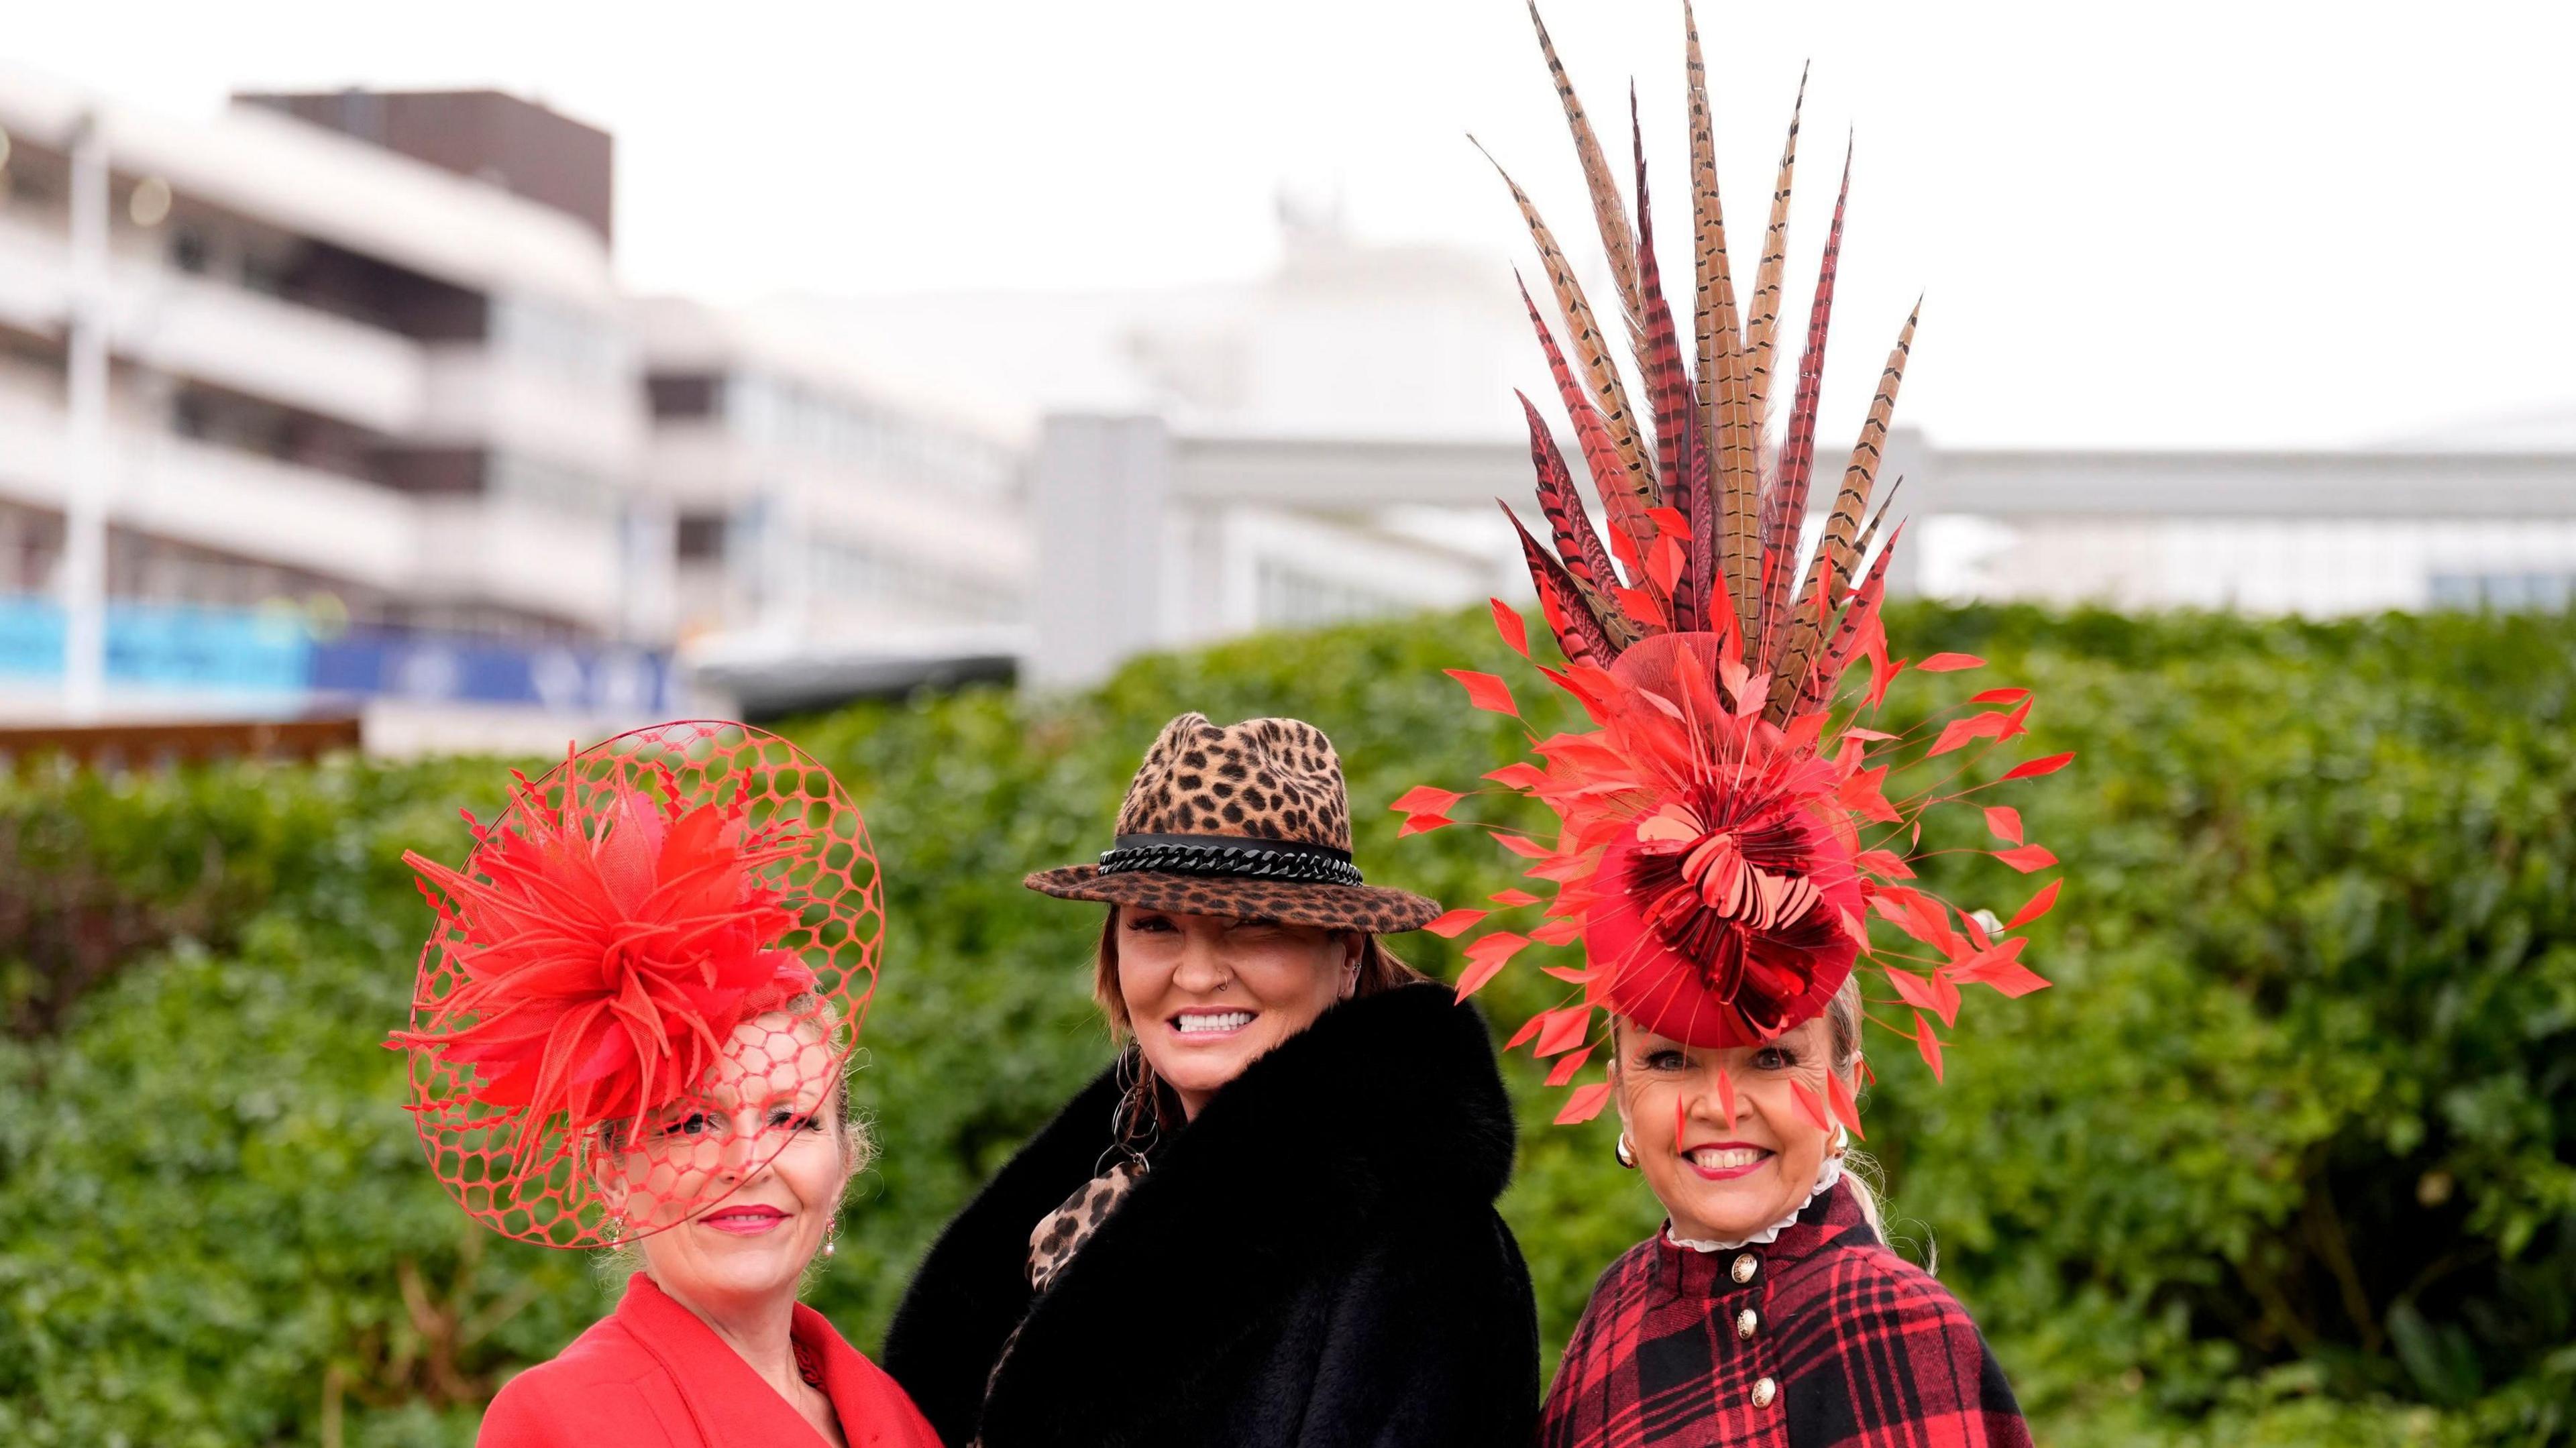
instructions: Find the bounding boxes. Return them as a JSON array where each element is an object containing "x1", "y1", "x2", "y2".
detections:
[{"x1": 479, "y1": 1273, "x2": 942, "y2": 1448}]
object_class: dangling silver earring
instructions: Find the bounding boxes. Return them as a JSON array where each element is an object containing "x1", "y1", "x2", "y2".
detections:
[
  {"x1": 1614, "y1": 1132, "x2": 1638, "y2": 1170},
  {"x1": 1104, "y1": 1044, "x2": 1163, "y2": 1172}
]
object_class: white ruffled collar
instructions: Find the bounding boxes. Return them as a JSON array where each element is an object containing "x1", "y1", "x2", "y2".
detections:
[{"x1": 1663, "y1": 1156, "x2": 1844, "y2": 1254}]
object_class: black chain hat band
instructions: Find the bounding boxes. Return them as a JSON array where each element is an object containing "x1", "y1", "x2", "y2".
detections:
[{"x1": 1095, "y1": 832, "x2": 1365, "y2": 887}]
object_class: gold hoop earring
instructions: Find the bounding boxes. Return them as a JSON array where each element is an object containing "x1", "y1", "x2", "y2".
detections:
[
  {"x1": 1614, "y1": 1132, "x2": 1638, "y2": 1170},
  {"x1": 1829, "y1": 1124, "x2": 1851, "y2": 1160}
]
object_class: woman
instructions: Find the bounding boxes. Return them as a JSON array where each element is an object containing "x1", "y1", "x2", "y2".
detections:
[
  {"x1": 388, "y1": 722, "x2": 940, "y2": 1448},
  {"x1": 1540, "y1": 979, "x2": 2030, "y2": 1448},
  {"x1": 1407, "y1": 12, "x2": 2059, "y2": 1443},
  {"x1": 883, "y1": 712, "x2": 1540, "y2": 1448}
]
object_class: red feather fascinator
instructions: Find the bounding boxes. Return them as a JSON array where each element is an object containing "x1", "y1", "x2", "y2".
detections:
[
  {"x1": 390, "y1": 721, "x2": 882, "y2": 1247},
  {"x1": 1405, "y1": 8, "x2": 2070, "y2": 1127}
]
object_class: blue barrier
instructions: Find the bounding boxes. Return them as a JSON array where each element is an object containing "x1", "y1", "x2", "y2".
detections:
[
  {"x1": 309, "y1": 630, "x2": 674, "y2": 712},
  {"x1": 0, "y1": 594, "x2": 672, "y2": 711}
]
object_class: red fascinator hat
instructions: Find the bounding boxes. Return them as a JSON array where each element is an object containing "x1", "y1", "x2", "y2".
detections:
[
  {"x1": 389, "y1": 721, "x2": 882, "y2": 1248},
  {"x1": 1400, "y1": 8, "x2": 2070, "y2": 1131}
]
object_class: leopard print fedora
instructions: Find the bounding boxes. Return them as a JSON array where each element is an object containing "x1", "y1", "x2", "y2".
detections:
[{"x1": 1024, "y1": 712, "x2": 1445, "y2": 932}]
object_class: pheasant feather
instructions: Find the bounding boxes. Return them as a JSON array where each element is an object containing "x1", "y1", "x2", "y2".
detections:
[
  {"x1": 1626, "y1": 101, "x2": 1713, "y2": 634},
  {"x1": 1517, "y1": 390, "x2": 1623, "y2": 601},
  {"x1": 1527, "y1": 1, "x2": 1644, "y2": 342},
  {"x1": 1479, "y1": 144, "x2": 1660, "y2": 516},
  {"x1": 1676, "y1": 4, "x2": 1762, "y2": 647},
  {"x1": 1765, "y1": 304, "x2": 1917, "y2": 722},
  {"x1": 1793, "y1": 520, "x2": 1904, "y2": 720},
  {"x1": 1745, "y1": 66, "x2": 1808, "y2": 433},
  {"x1": 1758, "y1": 140, "x2": 1852, "y2": 643},
  {"x1": 1517, "y1": 274, "x2": 1662, "y2": 590},
  {"x1": 1502, "y1": 502, "x2": 1623, "y2": 665}
]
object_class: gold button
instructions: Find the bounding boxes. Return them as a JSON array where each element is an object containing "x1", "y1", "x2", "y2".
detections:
[
  {"x1": 1731, "y1": 1252, "x2": 1758, "y2": 1284},
  {"x1": 1735, "y1": 1308, "x2": 1758, "y2": 1339},
  {"x1": 1752, "y1": 1376, "x2": 1778, "y2": 1408}
]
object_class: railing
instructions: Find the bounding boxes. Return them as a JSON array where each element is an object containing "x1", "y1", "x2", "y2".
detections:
[{"x1": 0, "y1": 715, "x2": 362, "y2": 769}]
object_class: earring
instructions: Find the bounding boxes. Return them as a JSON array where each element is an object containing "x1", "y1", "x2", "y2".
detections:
[
  {"x1": 1614, "y1": 1132, "x2": 1638, "y2": 1170},
  {"x1": 1829, "y1": 1124, "x2": 1850, "y2": 1160},
  {"x1": 821, "y1": 1221, "x2": 839, "y2": 1260}
]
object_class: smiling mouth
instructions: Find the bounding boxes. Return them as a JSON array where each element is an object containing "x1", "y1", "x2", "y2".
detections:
[
  {"x1": 701, "y1": 1205, "x2": 788, "y2": 1235},
  {"x1": 1682, "y1": 1146, "x2": 1774, "y2": 1181},
  {"x1": 1173, "y1": 1010, "x2": 1255, "y2": 1036}
]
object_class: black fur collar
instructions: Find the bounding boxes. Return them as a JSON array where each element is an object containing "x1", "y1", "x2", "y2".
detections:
[{"x1": 885, "y1": 981, "x2": 1515, "y2": 1443}]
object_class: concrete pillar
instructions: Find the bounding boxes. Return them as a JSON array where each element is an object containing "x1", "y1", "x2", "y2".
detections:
[{"x1": 1026, "y1": 414, "x2": 1171, "y2": 689}]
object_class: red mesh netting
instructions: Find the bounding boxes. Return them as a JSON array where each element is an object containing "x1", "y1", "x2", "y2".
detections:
[{"x1": 391, "y1": 720, "x2": 882, "y2": 1249}]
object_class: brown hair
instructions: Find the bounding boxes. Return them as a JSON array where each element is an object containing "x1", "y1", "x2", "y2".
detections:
[{"x1": 1093, "y1": 904, "x2": 1424, "y2": 1139}]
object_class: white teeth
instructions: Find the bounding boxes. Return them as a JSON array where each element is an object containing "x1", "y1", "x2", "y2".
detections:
[
  {"x1": 1687, "y1": 1148, "x2": 1769, "y2": 1170},
  {"x1": 1175, "y1": 1011, "x2": 1254, "y2": 1034}
]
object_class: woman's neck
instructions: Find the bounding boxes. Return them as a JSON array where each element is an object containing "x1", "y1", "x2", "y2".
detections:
[{"x1": 651, "y1": 1272, "x2": 805, "y2": 1400}]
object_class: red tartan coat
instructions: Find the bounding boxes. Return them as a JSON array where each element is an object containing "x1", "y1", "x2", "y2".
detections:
[
  {"x1": 478, "y1": 1273, "x2": 942, "y2": 1448},
  {"x1": 1540, "y1": 1180, "x2": 2031, "y2": 1448}
]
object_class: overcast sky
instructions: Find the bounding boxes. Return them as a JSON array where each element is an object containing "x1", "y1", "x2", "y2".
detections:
[{"x1": 9, "y1": 1, "x2": 2574, "y2": 448}]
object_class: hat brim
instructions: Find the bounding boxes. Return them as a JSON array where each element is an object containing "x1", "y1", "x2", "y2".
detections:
[{"x1": 1024, "y1": 865, "x2": 1445, "y2": 934}]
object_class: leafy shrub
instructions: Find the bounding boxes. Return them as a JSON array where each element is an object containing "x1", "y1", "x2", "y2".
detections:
[{"x1": 0, "y1": 602, "x2": 2568, "y2": 1445}]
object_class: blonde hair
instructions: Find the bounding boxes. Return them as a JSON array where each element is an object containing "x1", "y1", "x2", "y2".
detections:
[{"x1": 1819, "y1": 974, "x2": 1889, "y2": 1247}]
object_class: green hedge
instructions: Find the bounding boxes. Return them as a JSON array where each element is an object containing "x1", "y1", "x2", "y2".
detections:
[{"x1": 1, "y1": 602, "x2": 2570, "y2": 1446}]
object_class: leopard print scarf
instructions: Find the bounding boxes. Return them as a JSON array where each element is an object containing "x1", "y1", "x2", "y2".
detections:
[{"x1": 969, "y1": 1157, "x2": 1147, "y2": 1446}]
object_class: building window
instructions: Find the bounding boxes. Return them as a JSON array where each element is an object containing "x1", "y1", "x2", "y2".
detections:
[
  {"x1": 492, "y1": 295, "x2": 632, "y2": 389},
  {"x1": 2429, "y1": 571, "x2": 2576, "y2": 611},
  {"x1": 169, "y1": 223, "x2": 212, "y2": 274},
  {"x1": 647, "y1": 372, "x2": 720, "y2": 419},
  {"x1": 1253, "y1": 561, "x2": 1405, "y2": 629},
  {"x1": 488, "y1": 453, "x2": 616, "y2": 518},
  {"x1": 676, "y1": 511, "x2": 727, "y2": 561}
]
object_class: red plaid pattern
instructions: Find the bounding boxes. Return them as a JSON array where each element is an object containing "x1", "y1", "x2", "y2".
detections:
[{"x1": 1541, "y1": 1181, "x2": 2030, "y2": 1448}]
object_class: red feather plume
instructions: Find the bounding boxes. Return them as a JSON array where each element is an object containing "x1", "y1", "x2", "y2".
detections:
[{"x1": 393, "y1": 769, "x2": 811, "y2": 1171}]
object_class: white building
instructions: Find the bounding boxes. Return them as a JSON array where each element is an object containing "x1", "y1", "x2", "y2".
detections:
[
  {"x1": 635, "y1": 298, "x2": 1030, "y2": 716},
  {"x1": 0, "y1": 73, "x2": 1031, "y2": 748}
]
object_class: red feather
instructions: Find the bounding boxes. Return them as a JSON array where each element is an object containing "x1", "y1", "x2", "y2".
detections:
[
  {"x1": 1517, "y1": 392, "x2": 1623, "y2": 598},
  {"x1": 1517, "y1": 275, "x2": 1660, "y2": 578},
  {"x1": 392, "y1": 779, "x2": 809, "y2": 1175},
  {"x1": 1501, "y1": 502, "x2": 1617, "y2": 665}
]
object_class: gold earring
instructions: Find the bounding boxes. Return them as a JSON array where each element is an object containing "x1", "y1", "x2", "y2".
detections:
[{"x1": 1614, "y1": 1132, "x2": 1638, "y2": 1170}]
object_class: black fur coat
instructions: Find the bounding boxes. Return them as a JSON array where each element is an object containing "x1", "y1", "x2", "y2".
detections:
[{"x1": 881, "y1": 981, "x2": 1540, "y2": 1448}]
